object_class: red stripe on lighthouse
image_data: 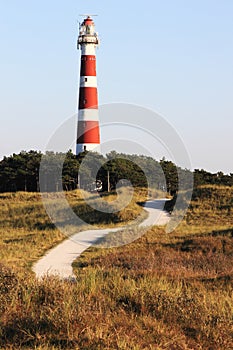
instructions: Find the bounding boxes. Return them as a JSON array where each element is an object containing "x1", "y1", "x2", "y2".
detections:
[
  {"x1": 80, "y1": 55, "x2": 97, "y2": 76},
  {"x1": 77, "y1": 121, "x2": 100, "y2": 143},
  {"x1": 78, "y1": 87, "x2": 98, "y2": 109}
]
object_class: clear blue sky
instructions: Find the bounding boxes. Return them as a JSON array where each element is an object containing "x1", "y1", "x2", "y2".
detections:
[{"x1": 0, "y1": 0, "x2": 232, "y2": 174}]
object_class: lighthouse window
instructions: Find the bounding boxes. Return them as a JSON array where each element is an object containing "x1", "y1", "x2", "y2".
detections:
[
  {"x1": 85, "y1": 78, "x2": 88, "y2": 82},
  {"x1": 83, "y1": 99, "x2": 87, "y2": 105}
]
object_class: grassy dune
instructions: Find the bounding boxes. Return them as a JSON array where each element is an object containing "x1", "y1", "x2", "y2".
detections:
[
  {"x1": 0, "y1": 188, "x2": 150, "y2": 271},
  {"x1": 0, "y1": 192, "x2": 64, "y2": 270},
  {"x1": 0, "y1": 185, "x2": 233, "y2": 349}
]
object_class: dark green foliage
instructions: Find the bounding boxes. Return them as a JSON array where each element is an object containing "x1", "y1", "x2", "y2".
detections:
[
  {"x1": 0, "y1": 150, "x2": 231, "y2": 194},
  {"x1": 0, "y1": 150, "x2": 41, "y2": 192},
  {"x1": 194, "y1": 169, "x2": 233, "y2": 187}
]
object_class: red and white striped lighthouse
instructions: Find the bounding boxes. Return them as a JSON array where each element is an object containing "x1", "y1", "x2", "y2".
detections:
[{"x1": 76, "y1": 16, "x2": 100, "y2": 155}]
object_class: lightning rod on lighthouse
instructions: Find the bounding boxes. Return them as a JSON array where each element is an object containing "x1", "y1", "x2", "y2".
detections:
[{"x1": 76, "y1": 16, "x2": 100, "y2": 155}]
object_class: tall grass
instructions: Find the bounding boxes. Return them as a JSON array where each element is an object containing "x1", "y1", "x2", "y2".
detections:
[
  {"x1": 0, "y1": 188, "x2": 149, "y2": 270},
  {"x1": 0, "y1": 185, "x2": 232, "y2": 349}
]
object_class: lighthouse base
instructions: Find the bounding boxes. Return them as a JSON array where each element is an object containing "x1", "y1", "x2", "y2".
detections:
[{"x1": 76, "y1": 143, "x2": 100, "y2": 155}]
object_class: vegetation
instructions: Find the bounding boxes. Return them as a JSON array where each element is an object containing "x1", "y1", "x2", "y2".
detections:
[
  {"x1": 0, "y1": 185, "x2": 232, "y2": 349},
  {"x1": 0, "y1": 150, "x2": 232, "y2": 194},
  {"x1": 0, "y1": 188, "x2": 149, "y2": 270},
  {"x1": 0, "y1": 191, "x2": 64, "y2": 270}
]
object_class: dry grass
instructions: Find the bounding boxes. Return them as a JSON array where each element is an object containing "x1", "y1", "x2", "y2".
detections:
[
  {"x1": 0, "y1": 185, "x2": 232, "y2": 349},
  {"x1": 0, "y1": 188, "x2": 151, "y2": 271},
  {"x1": 0, "y1": 192, "x2": 64, "y2": 271}
]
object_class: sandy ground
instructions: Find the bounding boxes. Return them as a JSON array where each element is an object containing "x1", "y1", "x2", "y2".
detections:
[{"x1": 32, "y1": 199, "x2": 170, "y2": 279}]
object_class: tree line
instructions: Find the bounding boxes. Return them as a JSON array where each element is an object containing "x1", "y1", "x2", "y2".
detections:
[{"x1": 0, "y1": 150, "x2": 232, "y2": 194}]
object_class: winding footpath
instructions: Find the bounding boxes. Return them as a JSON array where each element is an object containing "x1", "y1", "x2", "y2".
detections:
[{"x1": 32, "y1": 199, "x2": 170, "y2": 279}]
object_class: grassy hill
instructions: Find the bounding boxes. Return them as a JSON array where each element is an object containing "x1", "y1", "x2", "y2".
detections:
[
  {"x1": 0, "y1": 187, "x2": 152, "y2": 270},
  {"x1": 0, "y1": 185, "x2": 232, "y2": 349}
]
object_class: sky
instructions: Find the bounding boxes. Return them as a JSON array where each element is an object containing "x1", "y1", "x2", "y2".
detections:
[{"x1": 0, "y1": 0, "x2": 232, "y2": 174}]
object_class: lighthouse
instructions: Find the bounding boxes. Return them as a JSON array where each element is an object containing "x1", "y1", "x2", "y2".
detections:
[{"x1": 76, "y1": 16, "x2": 100, "y2": 155}]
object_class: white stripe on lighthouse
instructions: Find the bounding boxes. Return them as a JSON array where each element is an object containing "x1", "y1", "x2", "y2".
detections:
[
  {"x1": 81, "y1": 44, "x2": 97, "y2": 56},
  {"x1": 78, "y1": 109, "x2": 99, "y2": 121},
  {"x1": 79, "y1": 76, "x2": 97, "y2": 88}
]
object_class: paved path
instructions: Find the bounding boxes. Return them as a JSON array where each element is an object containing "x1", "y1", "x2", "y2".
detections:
[{"x1": 32, "y1": 199, "x2": 170, "y2": 279}]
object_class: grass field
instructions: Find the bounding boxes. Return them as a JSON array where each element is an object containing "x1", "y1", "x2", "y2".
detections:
[
  {"x1": 0, "y1": 185, "x2": 232, "y2": 349},
  {"x1": 0, "y1": 187, "x2": 150, "y2": 270}
]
